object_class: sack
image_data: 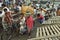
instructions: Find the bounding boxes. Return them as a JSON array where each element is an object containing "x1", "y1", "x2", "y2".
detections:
[{"x1": 20, "y1": 26, "x2": 27, "y2": 34}]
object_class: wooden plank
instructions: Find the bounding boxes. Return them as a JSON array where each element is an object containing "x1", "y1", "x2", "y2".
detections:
[
  {"x1": 55, "y1": 25, "x2": 60, "y2": 32},
  {"x1": 36, "y1": 28, "x2": 39, "y2": 37},
  {"x1": 53, "y1": 25, "x2": 60, "y2": 34},
  {"x1": 50, "y1": 25, "x2": 57, "y2": 35},
  {"x1": 42, "y1": 27, "x2": 46, "y2": 36},
  {"x1": 45, "y1": 26, "x2": 52, "y2": 40},
  {"x1": 47, "y1": 26, "x2": 53, "y2": 40},
  {"x1": 47, "y1": 26, "x2": 54, "y2": 35},
  {"x1": 40, "y1": 28, "x2": 43, "y2": 37},
  {"x1": 40, "y1": 27, "x2": 43, "y2": 37},
  {"x1": 45, "y1": 27, "x2": 50, "y2": 35},
  {"x1": 42, "y1": 27, "x2": 48, "y2": 40}
]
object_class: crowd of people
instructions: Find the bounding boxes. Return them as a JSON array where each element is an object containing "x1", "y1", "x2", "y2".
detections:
[
  {"x1": 0, "y1": 3, "x2": 38, "y2": 38},
  {"x1": 0, "y1": 3, "x2": 32, "y2": 38},
  {"x1": 0, "y1": 1, "x2": 60, "y2": 38}
]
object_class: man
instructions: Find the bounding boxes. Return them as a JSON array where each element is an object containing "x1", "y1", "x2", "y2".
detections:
[
  {"x1": 13, "y1": 3, "x2": 21, "y2": 13},
  {"x1": 2, "y1": 4, "x2": 10, "y2": 12},
  {"x1": 34, "y1": 7, "x2": 37, "y2": 15},
  {"x1": 19, "y1": 13, "x2": 26, "y2": 34},
  {"x1": 37, "y1": 14, "x2": 44, "y2": 24},
  {"x1": 2, "y1": 8, "x2": 13, "y2": 31},
  {"x1": 26, "y1": 14, "x2": 34, "y2": 38},
  {"x1": 36, "y1": 3, "x2": 40, "y2": 9},
  {"x1": 2, "y1": 8, "x2": 8, "y2": 31},
  {"x1": 5, "y1": 0, "x2": 10, "y2": 6}
]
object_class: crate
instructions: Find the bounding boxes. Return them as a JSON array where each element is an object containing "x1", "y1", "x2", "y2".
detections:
[{"x1": 28, "y1": 24, "x2": 60, "y2": 40}]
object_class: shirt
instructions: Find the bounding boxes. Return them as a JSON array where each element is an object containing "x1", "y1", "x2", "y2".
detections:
[
  {"x1": 26, "y1": 16, "x2": 33, "y2": 30},
  {"x1": 20, "y1": 17, "x2": 25, "y2": 25}
]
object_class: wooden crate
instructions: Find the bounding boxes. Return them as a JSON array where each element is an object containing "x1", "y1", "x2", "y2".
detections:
[{"x1": 28, "y1": 24, "x2": 60, "y2": 40}]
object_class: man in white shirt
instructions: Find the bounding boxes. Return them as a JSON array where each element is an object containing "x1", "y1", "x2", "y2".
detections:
[
  {"x1": 1, "y1": 4, "x2": 12, "y2": 31},
  {"x1": 19, "y1": 13, "x2": 26, "y2": 34},
  {"x1": 2, "y1": 8, "x2": 8, "y2": 31}
]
